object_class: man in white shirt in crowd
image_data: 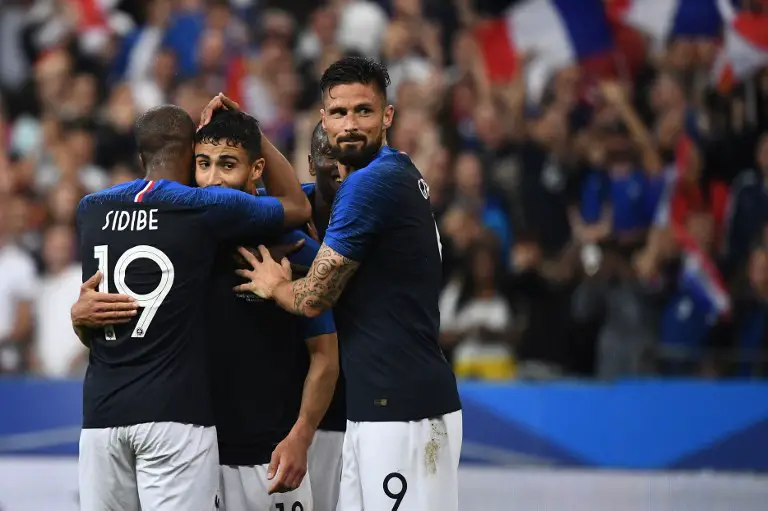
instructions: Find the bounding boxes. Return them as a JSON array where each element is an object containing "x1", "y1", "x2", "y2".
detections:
[
  {"x1": 33, "y1": 224, "x2": 87, "y2": 377},
  {"x1": 0, "y1": 199, "x2": 38, "y2": 373}
]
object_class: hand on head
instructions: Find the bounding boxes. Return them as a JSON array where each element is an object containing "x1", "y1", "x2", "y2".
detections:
[{"x1": 198, "y1": 93, "x2": 242, "y2": 130}]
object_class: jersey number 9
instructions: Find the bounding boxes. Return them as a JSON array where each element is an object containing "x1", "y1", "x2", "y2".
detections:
[{"x1": 94, "y1": 245, "x2": 175, "y2": 340}]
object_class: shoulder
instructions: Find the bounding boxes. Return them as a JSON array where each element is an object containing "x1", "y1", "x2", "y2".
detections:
[
  {"x1": 152, "y1": 183, "x2": 250, "y2": 208},
  {"x1": 77, "y1": 180, "x2": 145, "y2": 212},
  {"x1": 341, "y1": 148, "x2": 415, "y2": 195}
]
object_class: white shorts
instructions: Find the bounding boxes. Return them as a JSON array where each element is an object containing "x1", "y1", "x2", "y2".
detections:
[
  {"x1": 336, "y1": 410, "x2": 462, "y2": 511},
  {"x1": 308, "y1": 430, "x2": 344, "y2": 511},
  {"x1": 78, "y1": 422, "x2": 219, "y2": 511},
  {"x1": 220, "y1": 464, "x2": 313, "y2": 511}
]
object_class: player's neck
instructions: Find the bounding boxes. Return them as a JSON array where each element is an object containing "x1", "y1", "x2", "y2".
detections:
[{"x1": 144, "y1": 166, "x2": 189, "y2": 185}]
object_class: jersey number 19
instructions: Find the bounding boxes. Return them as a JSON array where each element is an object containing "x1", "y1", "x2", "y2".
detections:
[{"x1": 93, "y1": 245, "x2": 175, "y2": 340}]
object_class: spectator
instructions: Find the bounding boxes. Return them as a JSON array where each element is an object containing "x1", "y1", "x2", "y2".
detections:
[
  {"x1": 0, "y1": 200, "x2": 38, "y2": 374},
  {"x1": 31, "y1": 225, "x2": 86, "y2": 378},
  {"x1": 0, "y1": 0, "x2": 767, "y2": 379},
  {"x1": 439, "y1": 241, "x2": 514, "y2": 379}
]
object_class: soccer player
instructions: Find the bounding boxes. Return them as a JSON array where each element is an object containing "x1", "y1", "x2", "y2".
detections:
[
  {"x1": 299, "y1": 121, "x2": 346, "y2": 511},
  {"x1": 72, "y1": 105, "x2": 311, "y2": 511},
  {"x1": 195, "y1": 110, "x2": 339, "y2": 510},
  {"x1": 233, "y1": 57, "x2": 463, "y2": 511}
]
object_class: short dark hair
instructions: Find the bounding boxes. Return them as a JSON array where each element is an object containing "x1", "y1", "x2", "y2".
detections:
[
  {"x1": 134, "y1": 105, "x2": 195, "y2": 166},
  {"x1": 194, "y1": 109, "x2": 263, "y2": 162},
  {"x1": 319, "y1": 56, "x2": 391, "y2": 101},
  {"x1": 310, "y1": 121, "x2": 330, "y2": 161}
]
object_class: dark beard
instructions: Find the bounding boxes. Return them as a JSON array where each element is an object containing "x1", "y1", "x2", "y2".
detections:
[{"x1": 331, "y1": 133, "x2": 383, "y2": 170}]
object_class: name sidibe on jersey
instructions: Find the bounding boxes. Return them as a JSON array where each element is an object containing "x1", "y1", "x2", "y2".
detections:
[{"x1": 102, "y1": 209, "x2": 160, "y2": 231}]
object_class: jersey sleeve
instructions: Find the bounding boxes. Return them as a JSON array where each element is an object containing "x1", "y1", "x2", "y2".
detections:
[
  {"x1": 199, "y1": 186, "x2": 285, "y2": 240},
  {"x1": 282, "y1": 229, "x2": 335, "y2": 338},
  {"x1": 299, "y1": 310, "x2": 336, "y2": 339},
  {"x1": 323, "y1": 168, "x2": 393, "y2": 261},
  {"x1": 282, "y1": 230, "x2": 321, "y2": 267}
]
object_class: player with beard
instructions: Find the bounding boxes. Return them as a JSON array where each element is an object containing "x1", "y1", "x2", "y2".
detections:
[
  {"x1": 71, "y1": 105, "x2": 311, "y2": 511},
  {"x1": 233, "y1": 57, "x2": 463, "y2": 511}
]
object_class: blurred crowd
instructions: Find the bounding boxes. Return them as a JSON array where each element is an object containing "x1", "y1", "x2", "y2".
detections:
[{"x1": 1, "y1": 0, "x2": 767, "y2": 381}]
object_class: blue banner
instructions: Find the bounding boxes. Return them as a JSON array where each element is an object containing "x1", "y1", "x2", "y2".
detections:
[{"x1": 2, "y1": 379, "x2": 767, "y2": 471}]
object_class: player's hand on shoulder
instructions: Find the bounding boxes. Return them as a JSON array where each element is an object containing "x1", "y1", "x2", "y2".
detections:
[
  {"x1": 71, "y1": 271, "x2": 138, "y2": 328},
  {"x1": 266, "y1": 432, "x2": 310, "y2": 494},
  {"x1": 198, "y1": 92, "x2": 242, "y2": 129},
  {"x1": 233, "y1": 246, "x2": 292, "y2": 299}
]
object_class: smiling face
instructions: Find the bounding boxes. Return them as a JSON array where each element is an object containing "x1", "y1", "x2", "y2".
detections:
[
  {"x1": 321, "y1": 82, "x2": 394, "y2": 170},
  {"x1": 310, "y1": 144, "x2": 340, "y2": 198},
  {"x1": 194, "y1": 139, "x2": 264, "y2": 194}
]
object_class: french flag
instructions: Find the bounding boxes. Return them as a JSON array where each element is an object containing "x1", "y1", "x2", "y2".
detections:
[
  {"x1": 474, "y1": 0, "x2": 614, "y2": 101},
  {"x1": 653, "y1": 132, "x2": 704, "y2": 229},
  {"x1": 675, "y1": 227, "x2": 731, "y2": 318},
  {"x1": 620, "y1": 0, "x2": 722, "y2": 46},
  {"x1": 713, "y1": 0, "x2": 768, "y2": 92}
]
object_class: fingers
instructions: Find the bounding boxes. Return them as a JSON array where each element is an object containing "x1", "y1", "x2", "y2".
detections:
[
  {"x1": 82, "y1": 271, "x2": 102, "y2": 290},
  {"x1": 232, "y1": 283, "x2": 251, "y2": 293},
  {"x1": 219, "y1": 93, "x2": 241, "y2": 111},
  {"x1": 198, "y1": 97, "x2": 223, "y2": 129},
  {"x1": 267, "y1": 450, "x2": 280, "y2": 480},
  {"x1": 283, "y1": 467, "x2": 305, "y2": 492},
  {"x1": 237, "y1": 246, "x2": 260, "y2": 268},
  {"x1": 268, "y1": 468, "x2": 303, "y2": 495},
  {"x1": 94, "y1": 299, "x2": 138, "y2": 311},
  {"x1": 234, "y1": 269, "x2": 251, "y2": 279},
  {"x1": 198, "y1": 93, "x2": 240, "y2": 129},
  {"x1": 281, "y1": 258, "x2": 291, "y2": 272},
  {"x1": 257, "y1": 245, "x2": 274, "y2": 262},
  {"x1": 100, "y1": 293, "x2": 138, "y2": 304},
  {"x1": 96, "y1": 308, "x2": 138, "y2": 319}
]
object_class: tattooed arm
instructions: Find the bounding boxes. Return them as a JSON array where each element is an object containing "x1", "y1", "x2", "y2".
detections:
[
  {"x1": 234, "y1": 163, "x2": 396, "y2": 314},
  {"x1": 271, "y1": 244, "x2": 360, "y2": 317}
]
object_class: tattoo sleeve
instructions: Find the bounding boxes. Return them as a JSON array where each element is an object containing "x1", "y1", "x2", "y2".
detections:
[{"x1": 282, "y1": 243, "x2": 360, "y2": 316}]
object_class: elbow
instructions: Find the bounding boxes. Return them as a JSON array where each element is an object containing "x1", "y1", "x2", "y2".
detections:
[
  {"x1": 284, "y1": 196, "x2": 312, "y2": 228},
  {"x1": 298, "y1": 196, "x2": 312, "y2": 223},
  {"x1": 302, "y1": 305, "x2": 325, "y2": 319}
]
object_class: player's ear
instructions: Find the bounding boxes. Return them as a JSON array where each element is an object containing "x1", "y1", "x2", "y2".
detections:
[
  {"x1": 250, "y1": 157, "x2": 266, "y2": 184},
  {"x1": 320, "y1": 109, "x2": 326, "y2": 131},
  {"x1": 383, "y1": 104, "x2": 395, "y2": 130},
  {"x1": 308, "y1": 155, "x2": 316, "y2": 177}
]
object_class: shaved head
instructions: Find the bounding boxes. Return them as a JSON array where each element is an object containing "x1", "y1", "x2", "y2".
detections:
[
  {"x1": 310, "y1": 120, "x2": 330, "y2": 162},
  {"x1": 134, "y1": 105, "x2": 196, "y2": 172}
]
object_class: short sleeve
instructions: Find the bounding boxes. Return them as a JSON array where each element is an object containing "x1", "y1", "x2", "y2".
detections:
[
  {"x1": 299, "y1": 311, "x2": 336, "y2": 339},
  {"x1": 199, "y1": 186, "x2": 285, "y2": 240},
  {"x1": 324, "y1": 168, "x2": 393, "y2": 261},
  {"x1": 282, "y1": 230, "x2": 321, "y2": 267}
]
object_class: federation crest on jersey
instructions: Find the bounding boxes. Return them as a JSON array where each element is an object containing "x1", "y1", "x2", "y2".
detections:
[{"x1": 418, "y1": 178, "x2": 430, "y2": 200}]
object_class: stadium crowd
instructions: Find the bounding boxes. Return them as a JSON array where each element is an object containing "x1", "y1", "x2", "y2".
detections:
[{"x1": 1, "y1": 0, "x2": 767, "y2": 381}]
